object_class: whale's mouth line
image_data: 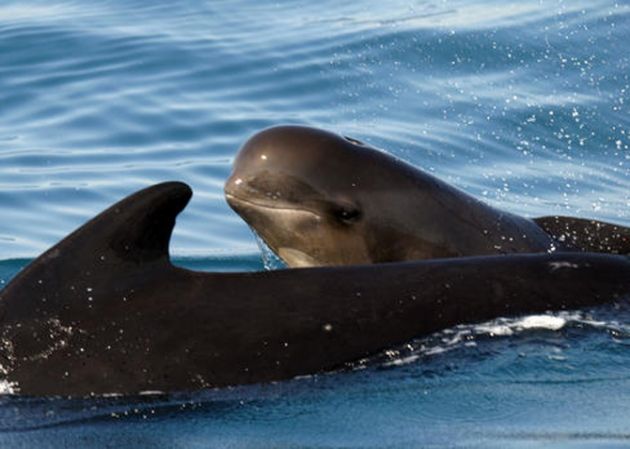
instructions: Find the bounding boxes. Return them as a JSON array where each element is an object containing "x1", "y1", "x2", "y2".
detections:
[{"x1": 226, "y1": 193, "x2": 320, "y2": 218}]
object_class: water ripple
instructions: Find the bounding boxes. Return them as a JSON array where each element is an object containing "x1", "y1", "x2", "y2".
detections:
[{"x1": 0, "y1": 0, "x2": 628, "y2": 259}]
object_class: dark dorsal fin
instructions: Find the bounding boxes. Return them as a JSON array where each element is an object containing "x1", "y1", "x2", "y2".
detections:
[
  {"x1": 0, "y1": 182, "x2": 192, "y2": 354},
  {"x1": 1, "y1": 181, "x2": 191, "y2": 297},
  {"x1": 534, "y1": 215, "x2": 630, "y2": 255},
  {"x1": 99, "y1": 181, "x2": 193, "y2": 264},
  {"x1": 0, "y1": 182, "x2": 192, "y2": 320},
  {"x1": 50, "y1": 181, "x2": 193, "y2": 264}
]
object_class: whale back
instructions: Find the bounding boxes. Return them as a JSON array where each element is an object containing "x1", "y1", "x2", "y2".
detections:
[
  {"x1": 534, "y1": 216, "x2": 630, "y2": 255},
  {"x1": 0, "y1": 182, "x2": 629, "y2": 396}
]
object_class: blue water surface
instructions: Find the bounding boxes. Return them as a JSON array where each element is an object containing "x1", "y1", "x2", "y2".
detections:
[{"x1": 0, "y1": 0, "x2": 629, "y2": 447}]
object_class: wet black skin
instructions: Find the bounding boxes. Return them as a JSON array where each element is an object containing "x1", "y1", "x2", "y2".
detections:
[
  {"x1": 0, "y1": 182, "x2": 629, "y2": 396},
  {"x1": 225, "y1": 126, "x2": 630, "y2": 267}
]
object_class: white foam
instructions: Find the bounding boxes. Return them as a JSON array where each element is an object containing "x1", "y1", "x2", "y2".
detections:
[
  {"x1": 476, "y1": 314, "x2": 568, "y2": 336},
  {"x1": 101, "y1": 392, "x2": 123, "y2": 398},
  {"x1": 474, "y1": 323, "x2": 516, "y2": 336},
  {"x1": 380, "y1": 310, "x2": 628, "y2": 368},
  {"x1": 0, "y1": 380, "x2": 18, "y2": 395},
  {"x1": 388, "y1": 355, "x2": 420, "y2": 366},
  {"x1": 519, "y1": 315, "x2": 566, "y2": 331},
  {"x1": 138, "y1": 390, "x2": 165, "y2": 396}
]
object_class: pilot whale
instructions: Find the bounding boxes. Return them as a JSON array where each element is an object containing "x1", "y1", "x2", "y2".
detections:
[
  {"x1": 0, "y1": 182, "x2": 629, "y2": 396},
  {"x1": 225, "y1": 125, "x2": 630, "y2": 268}
]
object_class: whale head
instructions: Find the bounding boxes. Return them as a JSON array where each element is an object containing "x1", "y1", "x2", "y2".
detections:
[{"x1": 224, "y1": 125, "x2": 453, "y2": 267}]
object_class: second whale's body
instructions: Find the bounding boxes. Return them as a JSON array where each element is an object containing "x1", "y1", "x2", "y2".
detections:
[{"x1": 225, "y1": 126, "x2": 630, "y2": 267}]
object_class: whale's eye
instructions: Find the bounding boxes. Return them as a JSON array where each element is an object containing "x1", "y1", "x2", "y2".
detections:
[{"x1": 332, "y1": 205, "x2": 361, "y2": 224}]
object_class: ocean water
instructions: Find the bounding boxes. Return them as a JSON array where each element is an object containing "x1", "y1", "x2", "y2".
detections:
[{"x1": 0, "y1": 0, "x2": 629, "y2": 447}]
